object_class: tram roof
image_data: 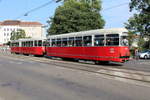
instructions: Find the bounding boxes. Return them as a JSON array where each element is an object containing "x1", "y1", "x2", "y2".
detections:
[
  {"x1": 11, "y1": 38, "x2": 46, "y2": 42},
  {"x1": 47, "y1": 28, "x2": 128, "y2": 39}
]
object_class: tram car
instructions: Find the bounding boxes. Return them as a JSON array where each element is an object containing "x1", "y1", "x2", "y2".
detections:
[
  {"x1": 46, "y1": 28, "x2": 130, "y2": 63},
  {"x1": 10, "y1": 38, "x2": 46, "y2": 56}
]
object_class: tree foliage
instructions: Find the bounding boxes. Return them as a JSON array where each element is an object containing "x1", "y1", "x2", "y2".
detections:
[
  {"x1": 127, "y1": 31, "x2": 135, "y2": 47},
  {"x1": 10, "y1": 29, "x2": 26, "y2": 40},
  {"x1": 125, "y1": 0, "x2": 150, "y2": 36},
  {"x1": 47, "y1": 0, "x2": 105, "y2": 35}
]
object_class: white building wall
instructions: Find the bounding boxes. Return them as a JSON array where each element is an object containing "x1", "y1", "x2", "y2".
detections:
[
  {"x1": 0, "y1": 26, "x2": 3, "y2": 44},
  {"x1": 0, "y1": 25, "x2": 19, "y2": 44},
  {"x1": 21, "y1": 26, "x2": 43, "y2": 38},
  {"x1": 0, "y1": 22, "x2": 43, "y2": 45}
]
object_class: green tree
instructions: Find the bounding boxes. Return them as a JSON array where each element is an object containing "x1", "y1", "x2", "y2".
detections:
[
  {"x1": 47, "y1": 0, "x2": 105, "y2": 35},
  {"x1": 125, "y1": 0, "x2": 150, "y2": 49},
  {"x1": 127, "y1": 31, "x2": 135, "y2": 47},
  {"x1": 10, "y1": 29, "x2": 26, "y2": 40}
]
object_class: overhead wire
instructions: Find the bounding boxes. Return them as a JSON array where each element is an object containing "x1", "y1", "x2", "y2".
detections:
[
  {"x1": 103, "y1": 2, "x2": 129, "y2": 11},
  {"x1": 15, "y1": 0, "x2": 54, "y2": 19},
  {"x1": 15, "y1": 1, "x2": 129, "y2": 20}
]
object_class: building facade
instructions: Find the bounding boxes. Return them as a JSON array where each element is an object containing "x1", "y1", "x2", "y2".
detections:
[{"x1": 0, "y1": 20, "x2": 44, "y2": 45}]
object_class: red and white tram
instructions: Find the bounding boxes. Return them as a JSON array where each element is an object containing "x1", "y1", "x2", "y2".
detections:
[
  {"x1": 10, "y1": 38, "x2": 46, "y2": 56},
  {"x1": 46, "y1": 28, "x2": 130, "y2": 63}
]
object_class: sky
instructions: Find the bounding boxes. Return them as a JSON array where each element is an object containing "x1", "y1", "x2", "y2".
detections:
[{"x1": 0, "y1": 0, "x2": 134, "y2": 28}]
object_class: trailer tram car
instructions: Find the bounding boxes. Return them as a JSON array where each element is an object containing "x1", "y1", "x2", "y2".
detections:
[
  {"x1": 46, "y1": 28, "x2": 130, "y2": 63},
  {"x1": 10, "y1": 38, "x2": 46, "y2": 56}
]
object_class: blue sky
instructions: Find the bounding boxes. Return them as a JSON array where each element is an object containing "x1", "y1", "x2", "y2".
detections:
[{"x1": 0, "y1": 0, "x2": 133, "y2": 28}]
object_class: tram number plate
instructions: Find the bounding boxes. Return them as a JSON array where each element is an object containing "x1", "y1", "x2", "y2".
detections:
[{"x1": 110, "y1": 48, "x2": 115, "y2": 53}]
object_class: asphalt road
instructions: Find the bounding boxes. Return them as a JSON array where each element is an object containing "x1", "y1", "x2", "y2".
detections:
[
  {"x1": 0, "y1": 54, "x2": 150, "y2": 100},
  {"x1": 123, "y1": 59, "x2": 150, "y2": 72}
]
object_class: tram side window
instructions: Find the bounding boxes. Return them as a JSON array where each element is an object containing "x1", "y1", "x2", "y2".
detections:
[
  {"x1": 12, "y1": 43, "x2": 15, "y2": 47},
  {"x1": 28, "y1": 41, "x2": 31, "y2": 47},
  {"x1": 27, "y1": 41, "x2": 30, "y2": 47},
  {"x1": 94, "y1": 35, "x2": 104, "y2": 46},
  {"x1": 83, "y1": 36, "x2": 92, "y2": 46},
  {"x1": 52, "y1": 39, "x2": 56, "y2": 47},
  {"x1": 22, "y1": 42, "x2": 24, "y2": 47},
  {"x1": 25, "y1": 42, "x2": 27, "y2": 47},
  {"x1": 38, "y1": 40, "x2": 42, "y2": 46},
  {"x1": 34, "y1": 41, "x2": 37, "y2": 47},
  {"x1": 30, "y1": 41, "x2": 33, "y2": 47},
  {"x1": 16, "y1": 43, "x2": 18, "y2": 47},
  {"x1": 46, "y1": 39, "x2": 50, "y2": 47},
  {"x1": 106, "y1": 34, "x2": 119, "y2": 46},
  {"x1": 62, "y1": 38, "x2": 68, "y2": 47},
  {"x1": 23, "y1": 42, "x2": 25, "y2": 47},
  {"x1": 56, "y1": 38, "x2": 61, "y2": 47},
  {"x1": 16, "y1": 42, "x2": 19, "y2": 47},
  {"x1": 75, "y1": 37, "x2": 82, "y2": 47},
  {"x1": 68, "y1": 37, "x2": 74, "y2": 47},
  {"x1": 13, "y1": 42, "x2": 19, "y2": 47},
  {"x1": 24, "y1": 42, "x2": 26, "y2": 47}
]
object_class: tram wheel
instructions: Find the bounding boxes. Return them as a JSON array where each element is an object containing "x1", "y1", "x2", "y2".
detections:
[
  {"x1": 95, "y1": 61, "x2": 109, "y2": 65},
  {"x1": 62, "y1": 58, "x2": 78, "y2": 62}
]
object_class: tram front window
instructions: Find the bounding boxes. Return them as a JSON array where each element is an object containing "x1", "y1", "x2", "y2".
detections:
[
  {"x1": 106, "y1": 34, "x2": 119, "y2": 46},
  {"x1": 121, "y1": 36, "x2": 129, "y2": 46}
]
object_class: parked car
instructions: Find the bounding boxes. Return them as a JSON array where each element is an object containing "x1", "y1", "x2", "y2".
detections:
[{"x1": 138, "y1": 50, "x2": 150, "y2": 59}]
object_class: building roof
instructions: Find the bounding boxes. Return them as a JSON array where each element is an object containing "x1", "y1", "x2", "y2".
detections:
[
  {"x1": 0, "y1": 20, "x2": 42, "y2": 26},
  {"x1": 20, "y1": 22, "x2": 42, "y2": 26}
]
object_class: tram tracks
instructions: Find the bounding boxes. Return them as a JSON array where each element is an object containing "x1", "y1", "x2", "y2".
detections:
[{"x1": 1, "y1": 52, "x2": 150, "y2": 86}]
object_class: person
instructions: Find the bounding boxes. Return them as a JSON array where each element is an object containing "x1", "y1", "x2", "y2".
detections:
[
  {"x1": 121, "y1": 37, "x2": 129, "y2": 46},
  {"x1": 134, "y1": 48, "x2": 139, "y2": 60}
]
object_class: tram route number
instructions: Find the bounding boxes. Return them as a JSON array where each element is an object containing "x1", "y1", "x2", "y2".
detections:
[{"x1": 110, "y1": 48, "x2": 115, "y2": 53}]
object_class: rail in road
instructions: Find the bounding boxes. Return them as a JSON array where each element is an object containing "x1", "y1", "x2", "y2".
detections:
[{"x1": 0, "y1": 51, "x2": 150, "y2": 87}]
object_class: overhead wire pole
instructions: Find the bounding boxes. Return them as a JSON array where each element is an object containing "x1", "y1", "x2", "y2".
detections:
[{"x1": 15, "y1": 0, "x2": 60, "y2": 19}]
